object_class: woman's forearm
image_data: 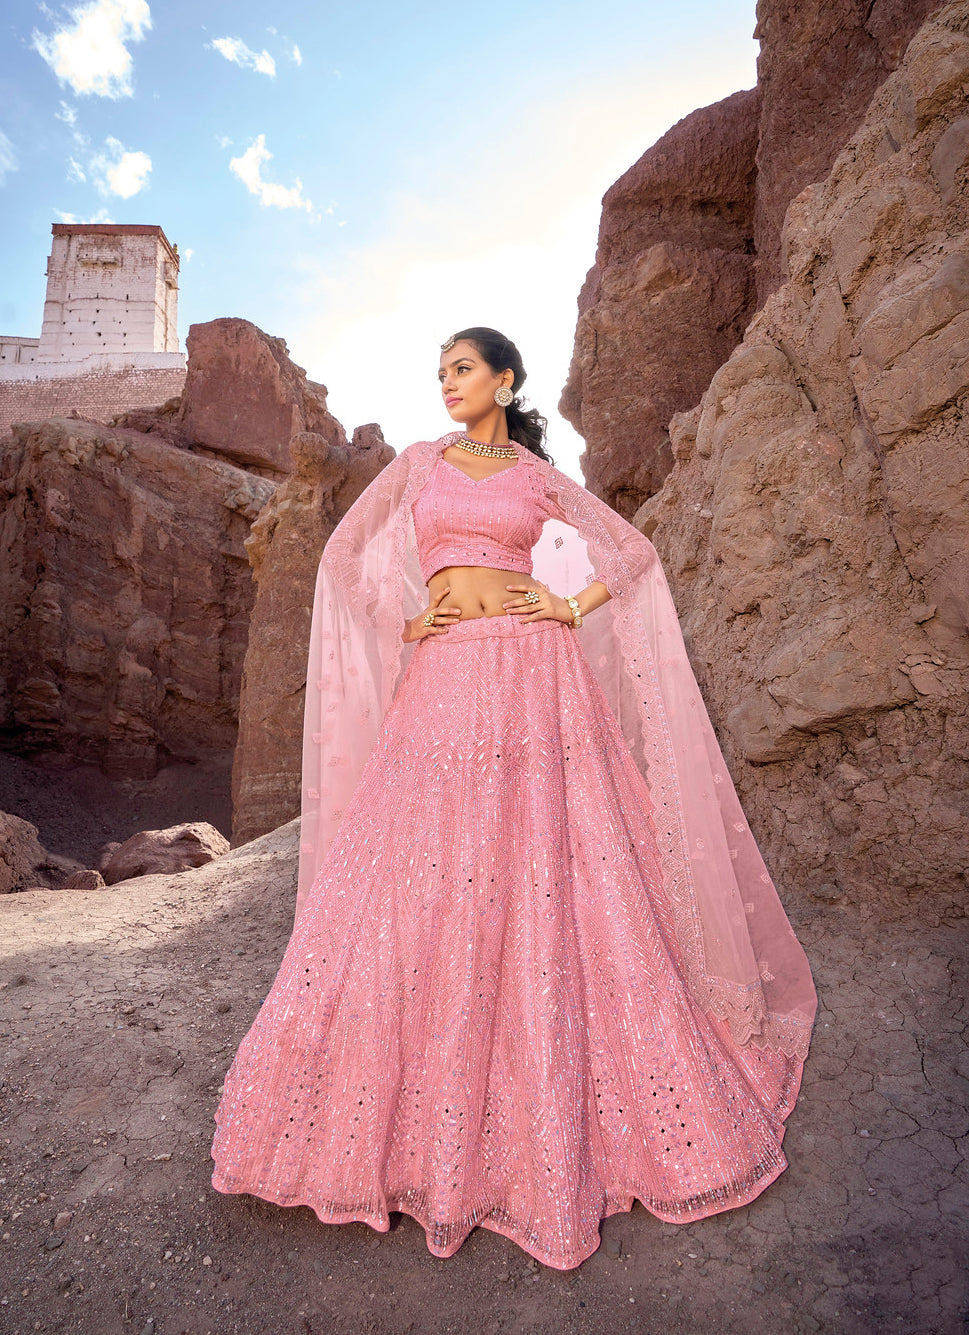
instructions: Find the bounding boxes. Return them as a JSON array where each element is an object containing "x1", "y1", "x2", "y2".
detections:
[{"x1": 573, "y1": 580, "x2": 611, "y2": 618}]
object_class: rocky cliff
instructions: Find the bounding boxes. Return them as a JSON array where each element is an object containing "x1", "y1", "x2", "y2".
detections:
[
  {"x1": 562, "y1": 0, "x2": 945, "y2": 512},
  {"x1": 0, "y1": 318, "x2": 380, "y2": 800},
  {"x1": 0, "y1": 416, "x2": 273, "y2": 779},
  {"x1": 176, "y1": 318, "x2": 339, "y2": 477},
  {"x1": 630, "y1": 3, "x2": 968, "y2": 912},
  {"x1": 230, "y1": 422, "x2": 394, "y2": 848},
  {"x1": 559, "y1": 90, "x2": 761, "y2": 515}
]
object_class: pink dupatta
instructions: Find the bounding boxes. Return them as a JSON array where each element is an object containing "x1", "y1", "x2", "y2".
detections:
[{"x1": 296, "y1": 432, "x2": 816, "y2": 1060}]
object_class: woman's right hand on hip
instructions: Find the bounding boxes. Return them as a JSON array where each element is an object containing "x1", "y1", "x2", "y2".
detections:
[{"x1": 403, "y1": 585, "x2": 463, "y2": 642}]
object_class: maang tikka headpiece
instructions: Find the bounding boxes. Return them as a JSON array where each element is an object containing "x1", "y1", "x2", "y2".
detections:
[{"x1": 440, "y1": 333, "x2": 457, "y2": 351}]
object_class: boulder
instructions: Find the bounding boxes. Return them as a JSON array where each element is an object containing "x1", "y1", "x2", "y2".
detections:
[
  {"x1": 61, "y1": 868, "x2": 107, "y2": 890},
  {"x1": 0, "y1": 809, "x2": 48, "y2": 894},
  {"x1": 100, "y1": 821, "x2": 229, "y2": 884},
  {"x1": 176, "y1": 318, "x2": 339, "y2": 476}
]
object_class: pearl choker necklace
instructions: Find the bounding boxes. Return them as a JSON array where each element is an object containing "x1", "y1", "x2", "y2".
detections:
[{"x1": 454, "y1": 436, "x2": 517, "y2": 459}]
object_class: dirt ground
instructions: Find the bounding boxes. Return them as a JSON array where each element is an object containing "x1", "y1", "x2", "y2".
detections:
[{"x1": 1, "y1": 795, "x2": 967, "y2": 1334}]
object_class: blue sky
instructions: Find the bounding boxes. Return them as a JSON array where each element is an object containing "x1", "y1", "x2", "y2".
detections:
[{"x1": 1, "y1": 0, "x2": 758, "y2": 478}]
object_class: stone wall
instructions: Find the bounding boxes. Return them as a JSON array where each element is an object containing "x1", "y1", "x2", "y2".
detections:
[{"x1": 0, "y1": 365, "x2": 187, "y2": 438}]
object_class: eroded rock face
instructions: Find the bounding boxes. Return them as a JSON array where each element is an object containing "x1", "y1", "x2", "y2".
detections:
[
  {"x1": 560, "y1": 89, "x2": 761, "y2": 519},
  {"x1": 230, "y1": 423, "x2": 395, "y2": 847},
  {"x1": 176, "y1": 319, "x2": 337, "y2": 476},
  {"x1": 0, "y1": 418, "x2": 274, "y2": 778},
  {"x1": 0, "y1": 314, "x2": 388, "y2": 836},
  {"x1": 563, "y1": 0, "x2": 945, "y2": 509},
  {"x1": 638, "y1": 3, "x2": 969, "y2": 911},
  {"x1": 752, "y1": 0, "x2": 944, "y2": 301}
]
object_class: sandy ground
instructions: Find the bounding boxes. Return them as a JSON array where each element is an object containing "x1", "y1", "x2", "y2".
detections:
[{"x1": 1, "y1": 815, "x2": 967, "y2": 1335}]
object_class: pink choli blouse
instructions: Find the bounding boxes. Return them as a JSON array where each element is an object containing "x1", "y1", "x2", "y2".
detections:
[{"x1": 411, "y1": 453, "x2": 561, "y2": 584}]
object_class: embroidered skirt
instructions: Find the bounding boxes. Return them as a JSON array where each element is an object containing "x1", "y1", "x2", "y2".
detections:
[{"x1": 210, "y1": 613, "x2": 804, "y2": 1270}]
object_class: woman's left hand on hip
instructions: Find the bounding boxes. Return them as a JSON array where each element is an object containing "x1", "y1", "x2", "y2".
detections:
[{"x1": 502, "y1": 582, "x2": 573, "y2": 623}]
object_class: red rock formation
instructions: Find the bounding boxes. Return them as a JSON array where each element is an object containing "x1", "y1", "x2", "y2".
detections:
[
  {"x1": 230, "y1": 422, "x2": 395, "y2": 847},
  {"x1": 100, "y1": 822, "x2": 229, "y2": 883},
  {"x1": 0, "y1": 417, "x2": 275, "y2": 778},
  {"x1": 637, "y1": 3, "x2": 969, "y2": 911},
  {"x1": 0, "y1": 315, "x2": 385, "y2": 832},
  {"x1": 562, "y1": 0, "x2": 946, "y2": 507},
  {"x1": 175, "y1": 319, "x2": 337, "y2": 476},
  {"x1": 752, "y1": 0, "x2": 944, "y2": 301},
  {"x1": 0, "y1": 810, "x2": 48, "y2": 894},
  {"x1": 560, "y1": 89, "x2": 760, "y2": 518}
]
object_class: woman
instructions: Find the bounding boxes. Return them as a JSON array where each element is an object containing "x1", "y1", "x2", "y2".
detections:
[{"x1": 210, "y1": 327, "x2": 816, "y2": 1271}]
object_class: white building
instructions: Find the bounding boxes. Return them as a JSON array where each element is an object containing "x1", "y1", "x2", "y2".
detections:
[
  {"x1": 0, "y1": 336, "x2": 39, "y2": 366},
  {"x1": 0, "y1": 223, "x2": 186, "y2": 377}
]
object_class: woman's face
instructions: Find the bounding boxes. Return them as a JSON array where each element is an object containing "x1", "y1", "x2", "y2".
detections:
[{"x1": 438, "y1": 340, "x2": 513, "y2": 428}]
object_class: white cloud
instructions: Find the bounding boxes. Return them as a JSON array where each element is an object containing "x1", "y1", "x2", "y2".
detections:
[
  {"x1": 54, "y1": 207, "x2": 114, "y2": 223},
  {"x1": 0, "y1": 131, "x2": 18, "y2": 186},
  {"x1": 211, "y1": 37, "x2": 275, "y2": 77},
  {"x1": 57, "y1": 102, "x2": 88, "y2": 147},
  {"x1": 32, "y1": 0, "x2": 151, "y2": 99},
  {"x1": 215, "y1": 133, "x2": 232, "y2": 148},
  {"x1": 290, "y1": 43, "x2": 302, "y2": 66},
  {"x1": 90, "y1": 135, "x2": 151, "y2": 197},
  {"x1": 182, "y1": 248, "x2": 195, "y2": 263},
  {"x1": 67, "y1": 156, "x2": 86, "y2": 182},
  {"x1": 229, "y1": 134, "x2": 312, "y2": 212}
]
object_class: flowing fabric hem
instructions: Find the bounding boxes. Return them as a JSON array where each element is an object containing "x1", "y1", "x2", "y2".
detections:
[{"x1": 210, "y1": 1140, "x2": 791, "y2": 1272}]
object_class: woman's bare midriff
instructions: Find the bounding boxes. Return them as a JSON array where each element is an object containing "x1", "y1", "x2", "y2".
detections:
[{"x1": 427, "y1": 565, "x2": 544, "y2": 621}]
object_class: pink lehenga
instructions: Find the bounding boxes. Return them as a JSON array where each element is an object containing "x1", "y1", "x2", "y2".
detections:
[{"x1": 210, "y1": 432, "x2": 816, "y2": 1270}]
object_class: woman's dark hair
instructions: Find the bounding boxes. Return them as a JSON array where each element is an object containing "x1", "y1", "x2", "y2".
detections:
[{"x1": 447, "y1": 326, "x2": 554, "y2": 464}]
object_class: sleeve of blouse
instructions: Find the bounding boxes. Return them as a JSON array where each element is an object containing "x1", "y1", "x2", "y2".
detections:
[{"x1": 531, "y1": 464, "x2": 658, "y2": 598}]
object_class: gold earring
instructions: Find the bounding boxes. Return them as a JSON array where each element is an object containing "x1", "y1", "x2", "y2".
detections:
[{"x1": 494, "y1": 386, "x2": 513, "y2": 407}]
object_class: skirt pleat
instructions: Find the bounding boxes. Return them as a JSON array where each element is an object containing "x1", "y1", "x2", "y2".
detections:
[{"x1": 211, "y1": 614, "x2": 804, "y2": 1269}]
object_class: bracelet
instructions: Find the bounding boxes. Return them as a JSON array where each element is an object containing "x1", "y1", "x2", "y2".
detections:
[{"x1": 565, "y1": 595, "x2": 583, "y2": 628}]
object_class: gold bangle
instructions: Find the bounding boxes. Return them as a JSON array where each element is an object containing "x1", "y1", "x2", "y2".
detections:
[{"x1": 565, "y1": 595, "x2": 583, "y2": 628}]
